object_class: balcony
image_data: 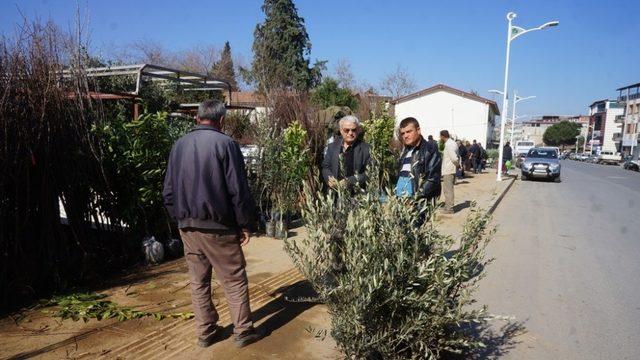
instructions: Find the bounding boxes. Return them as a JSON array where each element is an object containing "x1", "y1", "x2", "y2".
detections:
[
  {"x1": 613, "y1": 132, "x2": 622, "y2": 142},
  {"x1": 615, "y1": 115, "x2": 625, "y2": 123},
  {"x1": 618, "y1": 93, "x2": 640, "y2": 103}
]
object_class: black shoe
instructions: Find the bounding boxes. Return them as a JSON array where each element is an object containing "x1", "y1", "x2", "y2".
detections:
[
  {"x1": 197, "y1": 326, "x2": 224, "y2": 348},
  {"x1": 235, "y1": 327, "x2": 264, "y2": 348}
]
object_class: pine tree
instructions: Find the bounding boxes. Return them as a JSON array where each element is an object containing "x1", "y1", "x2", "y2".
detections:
[
  {"x1": 211, "y1": 41, "x2": 238, "y2": 91},
  {"x1": 251, "y1": 0, "x2": 325, "y2": 92}
]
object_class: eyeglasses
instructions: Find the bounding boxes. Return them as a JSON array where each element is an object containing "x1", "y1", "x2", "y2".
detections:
[{"x1": 342, "y1": 128, "x2": 358, "y2": 133}]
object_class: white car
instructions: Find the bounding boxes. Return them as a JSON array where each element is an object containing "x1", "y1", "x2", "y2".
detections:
[{"x1": 597, "y1": 151, "x2": 621, "y2": 165}]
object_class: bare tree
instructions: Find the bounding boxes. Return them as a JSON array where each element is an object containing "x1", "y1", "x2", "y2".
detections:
[
  {"x1": 379, "y1": 64, "x2": 417, "y2": 99},
  {"x1": 177, "y1": 44, "x2": 219, "y2": 74},
  {"x1": 334, "y1": 58, "x2": 355, "y2": 90},
  {"x1": 129, "y1": 39, "x2": 177, "y2": 66}
]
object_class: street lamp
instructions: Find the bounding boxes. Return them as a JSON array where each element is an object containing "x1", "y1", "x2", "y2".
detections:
[
  {"x1": 511, "y1": 91, "x2": 536, "y2": 146},
  {"x1": 496, "y1": 12, "x2": 559, "y2": 182},
  {"x1": 489, "y1": 89, "x2": 535, "y2": 146}
]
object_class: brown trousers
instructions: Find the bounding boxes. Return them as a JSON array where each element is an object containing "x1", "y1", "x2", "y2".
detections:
[{"x1": 180, "y1": 229, "x2": 253, "y2": 338}]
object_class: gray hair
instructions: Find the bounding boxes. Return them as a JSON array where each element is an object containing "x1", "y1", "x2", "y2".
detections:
[
  {"x1": 197, "y1": 99, "x2": 226, "y2": 122},
  {"x1": 339, "y1": 115, "x2": 360, "y2": 128}
]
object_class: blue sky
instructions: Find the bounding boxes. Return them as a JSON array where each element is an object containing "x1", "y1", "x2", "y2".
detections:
[{"x1": 2, "y1": 0, "x2": 639, "y2": 117}]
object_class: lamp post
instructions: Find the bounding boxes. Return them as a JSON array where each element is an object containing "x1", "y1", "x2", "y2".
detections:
[
  {"x1": 496, "y1": 12, "x2": 559, "y2": 181},
  {"x1": 511, "y1": 91, "x2": 536, "y2": 146},
  {"x1": 489, "y1": 89, "x2": 535, "y2": 153}
]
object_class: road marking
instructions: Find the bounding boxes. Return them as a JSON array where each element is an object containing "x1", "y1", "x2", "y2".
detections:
[{"x1": 606, "y1": 176, "x2": 627, "y2": 179}]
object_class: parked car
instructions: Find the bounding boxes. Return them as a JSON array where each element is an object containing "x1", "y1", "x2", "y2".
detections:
[
  {"x1": 575, "y1": 153, "x2": 591, "y2": 161},
  {"x1": 623, "y1": 157, "x2": 640, "y2": 171},
  {"x1": 588, "y1": 154, "x2": 600, "y2": 163},
  {"x1": 521, "y1": 147, "x2": 561, "y2": 182},
  {"x1": 597, "y1": 150, "x2": 622, "y2": 165}
]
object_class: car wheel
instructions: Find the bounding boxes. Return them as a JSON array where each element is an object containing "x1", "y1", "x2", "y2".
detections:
[
  {"x1": 554, "y1": 176, "x2": 561, "y2": 183},
  {"x1": 521, "y1": 174, "x2": 528, "y2": 181}
]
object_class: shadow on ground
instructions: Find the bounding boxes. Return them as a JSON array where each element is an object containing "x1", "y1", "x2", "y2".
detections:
[
  {"x1": 445, "y1": 320, "x2": 526, "y2": 360},
  {"x1": 453, "y1": 200, "x2": 473, "y2": 212},
  {"x1": 216, "y1": 280, "x2": 319, "y2": 342}
]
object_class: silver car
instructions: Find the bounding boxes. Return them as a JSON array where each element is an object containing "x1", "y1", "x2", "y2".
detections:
[{"x1": 521, "y1": 147, "x2": 561, "y2": 182}]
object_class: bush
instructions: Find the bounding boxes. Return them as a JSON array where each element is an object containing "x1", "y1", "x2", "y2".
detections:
[
  {"x1": 362, "y1": 112, "x2": 398, "y2": 188},
  {"x1": 286, "y1": 183, "x2": 494, "y2": 359},
  {"x1": 223, "y1": 112, "x2": 251, "y2": 142},
  {"x1": 93, "y1": 111, "x2": 192, "y2": 239}
]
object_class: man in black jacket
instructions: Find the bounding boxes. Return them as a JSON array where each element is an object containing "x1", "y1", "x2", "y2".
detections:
[
  {"x1": 396, "y1": 117, "x2": 442, "y2": 202},
  {"x1": 503, "y1": 141, "x2": 513, "y2": 174},
  {"x1": 322, "y1": 115, "x2": 371, "y2": 192},
  {"x1": 457, "y1": 140, "x2": 468, "y2": 179},
  {"x1": 469, "y1": 140, "x2": 482, "y2": 174},
  {"x1": 163, "y1": 100, "x2": 262, "y2": 349}
]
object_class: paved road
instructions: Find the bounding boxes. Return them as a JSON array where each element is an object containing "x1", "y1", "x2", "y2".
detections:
[{"x1": 477, "y1": 160, "x2": 640, "y2": 359}]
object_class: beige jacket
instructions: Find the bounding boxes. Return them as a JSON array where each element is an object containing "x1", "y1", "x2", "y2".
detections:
[{"x1": 441, "y1": 138, "x2": 460, "y2": 175}]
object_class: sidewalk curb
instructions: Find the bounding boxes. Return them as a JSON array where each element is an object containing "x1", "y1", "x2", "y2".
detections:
[{"x1": 487, "y1": 175, "x2": 517, "y2": 215}]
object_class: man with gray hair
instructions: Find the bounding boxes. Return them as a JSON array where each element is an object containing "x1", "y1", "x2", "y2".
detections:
[
  {"x1": 163, "y1": 99, "x2": 262, "y2": 349},
  {"x1": 322, "y1": 115, "x2": 371, "y2": 192}
]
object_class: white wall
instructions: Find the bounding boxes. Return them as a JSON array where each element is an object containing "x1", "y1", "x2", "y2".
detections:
[
  {"x1": 394, "y1": 91, "x2": 493, "y2": 145},
  {"x1": 602, "y1": 105, "x2": 624, "y2": 152}
]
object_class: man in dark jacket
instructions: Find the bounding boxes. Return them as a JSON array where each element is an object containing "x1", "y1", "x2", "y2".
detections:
[
  {"x1": 396, "y1": 117, "x2": 442, "y2": 202},
  {"x1": 163, "y1": 100, "x2": 262, "y2": 349},
  {"x1": 503, "y1": 141, "x2": 513, "y2": 174},
  {"x1": 322, "y1": 115, "x2": 371, "y2": 192},
  {"x1": 469, "y1": 140, "x2": 482, "y2": 174},
  {"x1": 457, "y1": 140, "x2": 468, "y2": 179}
]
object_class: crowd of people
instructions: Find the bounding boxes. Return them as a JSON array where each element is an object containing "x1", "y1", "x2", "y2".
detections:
[{"x1": 160, "y1": 100, "x2": 503, "y2": 351}]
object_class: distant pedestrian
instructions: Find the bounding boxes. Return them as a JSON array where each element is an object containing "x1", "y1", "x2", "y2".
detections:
[
  {"x1": 163, "y1": 100, "x2": 263, "y2": 349},
  {"x1": 479, "y1": 142, "x2": 487, "y2": 170},
  {"x1": 396, "y1": 117, "x2": 442, "y2": 201},
  {"x1": 427, "y1": 134, "x2": 438, "y2": 149},
  {"x1": 457, "y1": 140, "x2": 467, "y2": 179},
  {"x1": 470, "y1": 140, "x2": 482, "y2": 174},
  {"x1": 440, "y1": 130, "x2": 460, "y2": 214},
  {"x1": 464, "y1": 141, "x2": 472, "y2": 172},
  {"x1": 322, "y1": 115, "x2": 371, "y2": 193},
  {"x1": 503, "y1": 141, "x2": 513, "y2": 174}
]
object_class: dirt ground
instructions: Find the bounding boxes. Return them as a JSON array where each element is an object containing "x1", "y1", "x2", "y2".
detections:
[{"x1": 0, "y1": 170, "x2": 513, "y2": 360}]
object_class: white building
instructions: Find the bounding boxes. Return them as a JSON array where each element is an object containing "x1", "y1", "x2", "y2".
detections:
[
  {"x1": 392, "y1": 84, "x2": 500, "y2": 146},
  {"x1": 588, "y1": 100, "x2": 624, "y2": 154},
  {"x1": 617, "y1": 83, "x2": 640, "y2": 159}
]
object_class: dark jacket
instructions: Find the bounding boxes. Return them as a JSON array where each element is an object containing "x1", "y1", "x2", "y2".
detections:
[
  {"x1": 470, "y1": 143, "x2": 481, "y2": 158},
  {"x1": 321, "y1": 138, "x2": 371, "y2": 190},
  {"x1": 458, "y1": 144, "x2": 468, "y2": 161},
  {"x1": 397, "y1": 137, "x2": 442, "y2": 200},
  {"x1": 162, "y1": 125, "x2": 256, "y2": 230},
  {"x1": 503, "y1": 145, "x2": 513, "y2": 161}
]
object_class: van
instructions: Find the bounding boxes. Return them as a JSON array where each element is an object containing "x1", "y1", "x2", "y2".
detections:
[
  {"x1": 597, "y1": 151, "x2": 621, "y2": 165},
  {"x1": 515, "y1": 141, "x2": 535, "y2": 156}
]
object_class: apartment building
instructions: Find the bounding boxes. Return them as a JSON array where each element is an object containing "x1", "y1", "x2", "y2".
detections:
[{"x1": 617, "y1": 83, "x2": 640, "y2": 159}]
